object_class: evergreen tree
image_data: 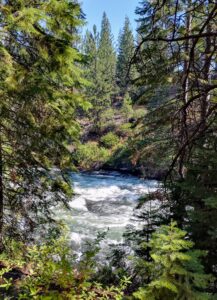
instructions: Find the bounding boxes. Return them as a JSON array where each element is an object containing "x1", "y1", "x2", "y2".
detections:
[
  {"x1": 83, "y1": 13, "x2": 116, "y2": 131},
  {"x1": 83, "y1": 26, "x2": 102, "y2": 127},
  {"x1": 116, "y1": 17, "x2": 136, "y2": 96},
  {"x1": 0, "y1": 0, "x2": 86, "y2": 245},
  {"x1": 134, "y1": 222, "x2": 212, "y2": 300},
  {"x1": 98, "y1": 12, "x2": 116, "y2": 105},
  {"x1": 83, "y1": 26, "x2": 99, "y2": 61}
]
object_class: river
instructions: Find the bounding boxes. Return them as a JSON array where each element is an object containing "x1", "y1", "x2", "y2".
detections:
[{"x1": 58, "y1": 171, "x2": 159, "y2": 254}]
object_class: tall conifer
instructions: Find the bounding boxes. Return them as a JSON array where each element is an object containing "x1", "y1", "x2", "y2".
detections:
[
  {"x1": 0, "y1": 0, "x2": 86, "y2": 244},
  {"x1": 116, "y1": 17, "x2": 136, "y2": 95},
  {"x1": 98, "y1": 12, "x2": 116, "y2": 103},
  {"x1": 83, "y1": 13, "x2": 116, "y2": 130}
]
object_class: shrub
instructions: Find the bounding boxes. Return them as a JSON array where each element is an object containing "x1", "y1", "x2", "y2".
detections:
[
  {"x1": 100, "y1": 108, "x2": 116, "y2": 123},
  {"x1": 75, "y1": 142, "x2": 110, "y2": 169},
  {"x1": 99, "y1": 108, "x2": 117, "y2": 133},
  {"x1": 117, "y1": 123, "x2": 133, "y2": 138},
  {"x1": 0, "y1": 237, "x2": 130, "y2": 299},
  {"x1": 132, "y1": 107, "x2": 147, "y2": 120},
  {"x1": 100, "y1": 132, "x2": 120, "y2": 149}
]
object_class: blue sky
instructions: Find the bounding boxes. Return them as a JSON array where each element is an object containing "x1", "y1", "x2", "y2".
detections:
[{"x1": 81, "y1": 0, "x2": 139, "y2": 43}]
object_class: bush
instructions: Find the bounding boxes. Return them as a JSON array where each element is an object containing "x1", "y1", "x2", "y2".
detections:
[
  {"x1": 99, "y1": 108, "x2": 117, "y2": 133},
  {"x1": 132, "y1": 107, "x2": 147, "y2": 120},
  {"x1": 0, "y1": 237, "x2": 129, "y2": 299},
  {"x1": 75, "y1": 142, "x2": 110, "y2": 169},
  {"x1": 100, "y1": 132, "x2": 120, "y2": 149},
  {"x1": 100, "y1": 108, "x2": 116, "y2": 123},
  {"x1": 117, "y1": 123, "x2": 133, "y2": 138}
]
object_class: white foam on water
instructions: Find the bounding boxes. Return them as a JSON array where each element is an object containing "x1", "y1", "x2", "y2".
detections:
[
  {"x1": 58, "y1": 172, "x2": 159, "y2": 252},
  {"x1": 69, "y1": 197, "x2": 88, "y2": 211}
]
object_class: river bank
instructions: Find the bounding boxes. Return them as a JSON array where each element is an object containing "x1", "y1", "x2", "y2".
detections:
[
  {"x1": 76, "y1": 164, "x2": 166, "y2": 181},
  {"x1": 73, "y1": 114, "x2": 168, "y2": 181}
]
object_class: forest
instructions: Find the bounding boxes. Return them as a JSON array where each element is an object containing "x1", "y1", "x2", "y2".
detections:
[{"x1": 0, "y1": 0, "x2": 216, "y2": 299}]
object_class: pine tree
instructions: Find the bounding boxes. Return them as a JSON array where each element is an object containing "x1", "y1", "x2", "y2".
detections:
[
  {"x1": 83, "y1": 26, "x2": 102, "y2": 127},
  {"x1": 83, "y1": 13, "x2": 116, "y2": 131},
  {"x1": 134, "y1": 222, "x2": 212, "y2": 300},
  {"x1": 83, "y1": 26, "x2": 99, "y2": 98},
  {"x1": 116, "y1": 17, "x2": 136, "y2": 96},
  {"x1": 98, "y1": 12, "x2": 116, "y2": 105},
  {"x1": 0, "y1": 0, "x2": 87, "y2": 245}
]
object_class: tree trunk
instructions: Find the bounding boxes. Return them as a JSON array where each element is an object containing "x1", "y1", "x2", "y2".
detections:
[
  {"x1": 179, "y1": 0, "x2": 192, "y2": 178},
  {"x1": 200, "y1": 22, "x2": 212, "y2": 130}
]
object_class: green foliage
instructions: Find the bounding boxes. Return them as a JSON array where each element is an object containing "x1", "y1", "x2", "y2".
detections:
[
  {"x1": 75, "y1": 142, "x2": 110, "y2": 169},
  {"x1": 116, "y1": 17, "x2": 136, "y2": 95},
  {"x1": 0, "y1": 237, "x2": 129, "y2": 299},
  {"x1": 106, "y1": 143, "x2": 133, "y2": 171},
  {"x1": 117, "y1": 123, "x2": 133, "y2": 138},
  {"x1": 83, "y1": 13, "x2": 116, "y2": 131},
  {"x1": 134, "y1": 222, "x2": 212, "y2": 300},
  {"x1": 100, "y1": 133, "x2": 120, "y2": 149},
  {"x1": 100, "y1": 108, "x2": 116, "y2": 129},
  {"x1": 0, "y1": 0, "x2": 87, "y2": 241},
  {"x1": 0, "y1": 1, "x2": 215, "y2": 298},
  {"x1": 168, "y1": 132, "x2": 217, "y2": 279},
  {"x1": 132, "y1": 108, "x2": 147, "y2": 120},
  {"x1": 131, "y1": 0, "x2": 217, "y2": 293},
  {"x1": 98, "y1": 12, "x2": 116, "y2": 96},
  {"x1": 121, "y1": 94, "x2": 134, "y2": 119},
  {"x1": 93, "y1": 107, "x2": 117, "y2": 134}
]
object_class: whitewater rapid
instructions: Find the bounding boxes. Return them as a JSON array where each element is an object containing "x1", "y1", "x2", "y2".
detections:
[{"x1": 57, "y1": 171, "x2": 159, "y2": 253}]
